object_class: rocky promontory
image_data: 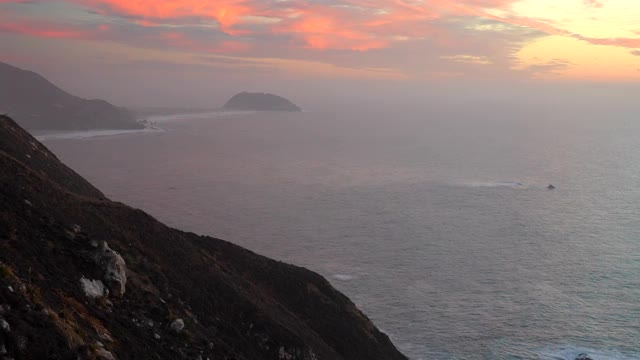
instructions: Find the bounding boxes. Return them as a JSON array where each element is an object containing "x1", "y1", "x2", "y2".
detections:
[
  {"x1": 0, "y1": 114, "x2": 405, "y2": 359},
  {"x1": 222, "y1": 92, "x2": 302, "y2": 112},
  {"x1": 0, "y1": 62, "x2": 141, "y2": 130}
]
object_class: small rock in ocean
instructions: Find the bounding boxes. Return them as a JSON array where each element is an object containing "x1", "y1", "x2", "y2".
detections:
[
  {"x1": 170, "y1": 318, "x2": 185, "y2": 333},
  {"x1": 547, "y1": 184, "x2": 556, "y2": 190},
  {"x1": 575, "y1": 354, "x2": 593, "y2": 360}
]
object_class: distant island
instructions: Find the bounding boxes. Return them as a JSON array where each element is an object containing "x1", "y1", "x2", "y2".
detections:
[
  {"x1": 0, "y1": 62, "x2": 142, "y2": 131},
  {"x1": 222, "y1": 92, "x2": 302, "y2": 112}
]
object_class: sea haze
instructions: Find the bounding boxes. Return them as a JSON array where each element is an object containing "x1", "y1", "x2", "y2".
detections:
[{"x1": 42, "y1": 102, "x2": 640, "y2": 360}]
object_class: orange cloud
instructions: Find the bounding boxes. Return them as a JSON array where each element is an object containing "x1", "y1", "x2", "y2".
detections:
[
  {"x1": 5, "y1": 0, "x2": 640, "y2": 58},
  {"x1": 272, "y1": 6, "x2": 389, "y2": 50},
  {"x1": 82, "y1": 0, "x2": 254, "y2": 34},
  {"x1": 72, "y1": 0, "x2": 514, "y2": 51},
  {"x1": 574, "y1": 35, "x2": 640, "y2": 48}
]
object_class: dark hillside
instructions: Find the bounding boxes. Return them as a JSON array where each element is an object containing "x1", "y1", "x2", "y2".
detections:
[
  {"x1": 0, "y1": 62, "x2": 141, "y2": 130},
  {"x1": 0, "y1": 115, "x2": 406, "y2": 360}
]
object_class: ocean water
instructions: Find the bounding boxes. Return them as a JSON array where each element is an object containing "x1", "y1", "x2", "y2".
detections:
[{"x1": 42, "y1": 103, "x2": 640, "y2": 359}]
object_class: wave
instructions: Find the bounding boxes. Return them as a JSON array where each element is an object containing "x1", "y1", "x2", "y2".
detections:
[
  {"x1": 537, "y1": 345, "x2": 640, "y2": 360},
  {"x1": 332, "y1": 274, "x2": 355, "y2": 281},
  {"x1": 142, "y1": 110, "x2": 256, "y2": 123},
  {"x1": 34, "y1": 127, "x2": 164, "y2": 141},
  {"x1": 461, "y1": 181, "x2": 527, "y2": 189}
]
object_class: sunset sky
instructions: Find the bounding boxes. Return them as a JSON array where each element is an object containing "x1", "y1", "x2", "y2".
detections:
[{"x1": 1, "y1": 0, "x2": 639, "y2": 106}]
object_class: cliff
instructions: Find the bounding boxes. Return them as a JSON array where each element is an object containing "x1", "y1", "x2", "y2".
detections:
[
  {"x1": 0, "y1": 114, "x2": 406, "y2": 360},
  {"x1": 222, "y1": 92, "x2": 302, "y2": 112},
  {"x1": 0, "y1": 62, "x2": 141, "y2": 130}
]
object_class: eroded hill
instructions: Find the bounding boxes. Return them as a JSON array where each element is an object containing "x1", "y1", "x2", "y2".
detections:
[{"x1": 0, "y1": 115, "x2": 405, "y2": 360}]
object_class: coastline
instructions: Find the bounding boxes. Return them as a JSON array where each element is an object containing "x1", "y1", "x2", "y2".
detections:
[
  {"x1": 32, "y1": 126, "x2": 164, "y2": 141},
  {"x1": 32, "y1": 110, "x2": 257, "y2": 141}
]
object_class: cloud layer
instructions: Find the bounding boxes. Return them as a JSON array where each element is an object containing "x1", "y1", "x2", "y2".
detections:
[{"x1": 1, "y1": 0, "x2": 640, "y2": 81}]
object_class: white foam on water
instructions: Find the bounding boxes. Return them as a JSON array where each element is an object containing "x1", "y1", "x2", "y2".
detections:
[
  {"x1": 332, "y1": 274, "x2": 355, "y2": 281},
  {"x1": 143, "y1": 110, "x2": 256, "y2": 123},
  {"x1": 537, "y1": 345, "x2": 640, "y2": 360},
  {"x1": 34, "y1": 127, "x2": 164, "y2": 141},
  {"x1": 461, "y1": 181, "x2": 527, "y2": 189}
]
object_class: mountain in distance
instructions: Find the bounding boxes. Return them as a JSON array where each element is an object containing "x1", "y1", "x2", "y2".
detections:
[
  {"x1": 222, "y1": 92, "x2": 302, "y2": 112},
  {"x1": 0, "y1": 62, "x2": 142, "y2": 130},
  {"x1": 0, "y1": 114, "x2": 406, "y2": 360}
]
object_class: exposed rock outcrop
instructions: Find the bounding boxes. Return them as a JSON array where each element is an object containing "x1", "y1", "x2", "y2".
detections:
[
  {"x1": 80, "y1": 277, "x2": 108, "y2": 299},
  {"x1": 0, "y1": 114, "x2": 407, "y2": 359},
  {"x1": 169, "y1": 319, "x2": 185, "y2": 333},
  {"x1": 95, "y1": 241, "x2": 127, "y2": 298}
]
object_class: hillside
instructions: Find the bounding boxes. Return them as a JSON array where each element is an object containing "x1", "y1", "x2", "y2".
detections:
[
  {"x1": 222, "y1": 92, "x2": 302, "y2": 112},
  {"x1": 0, "y1": 62, "x2": 141, "y2": 130},
  {"x1": 0, "y1": 114, "x2": 406, "y2": 359}
]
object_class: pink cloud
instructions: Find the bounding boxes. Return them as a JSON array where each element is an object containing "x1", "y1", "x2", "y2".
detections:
[
  {"x1": 583, "y1": 0, "x2": 603, "y2": 8},
  {"x1": 0, "y1": 21, "x2": 88, "y2": 39},
  {"x1": 2, "y1": 0, "x2": 639, "y2": 54}
]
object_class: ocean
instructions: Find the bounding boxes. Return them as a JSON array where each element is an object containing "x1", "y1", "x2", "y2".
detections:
[{"x1": 40, "y1": 102, "x2": 640, "y2": 359}]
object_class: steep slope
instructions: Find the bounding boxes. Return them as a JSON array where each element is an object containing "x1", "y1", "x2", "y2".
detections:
[
  {"x1": 222, "y1": 92, "x2": 302, "y2": 112},
  {"x1": 0, "y1": 62, "x2": 141, "y2": 130},
  {"x1": 0, "y1": 115, "x2": 406, "y2": 360}
]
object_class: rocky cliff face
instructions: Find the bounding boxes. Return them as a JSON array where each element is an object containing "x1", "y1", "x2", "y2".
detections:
[
  {"x1": 0, "y1": 62, "x2": 141, "y2": 130},
  {"x1": 0, "y1": 115, "x2": 406, "y2": 360},
  {"x1": 222, "y1": 92, "x2": 302, "y2": 112}
]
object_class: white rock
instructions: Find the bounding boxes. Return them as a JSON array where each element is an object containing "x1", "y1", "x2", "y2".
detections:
[
  {"x1": 154, "y1": 333, "x2": 161, "y2": 340},
  {"x1": 170, "y1": 319, "x2": 185, "y2": 333},
  {"x1": 98, "y1": 332, "x2": 113, "y2": 343},
  {"x1": 97, "y1": 242, "x2": 127, "y2": 297},
  {"x1": 0, "y1": 318, "x2": 9, "y2": 332},
  {"x1": 95, "y1": 348, "x2": 116, "y2": 360},
  {"x1": 80, "y1": 277, "x2": 106, "y2": 299}
]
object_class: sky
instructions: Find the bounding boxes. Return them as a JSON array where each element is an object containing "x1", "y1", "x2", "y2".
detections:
[{"x1": 1, "y1": 0, "x2": 639, "y2": 107}]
